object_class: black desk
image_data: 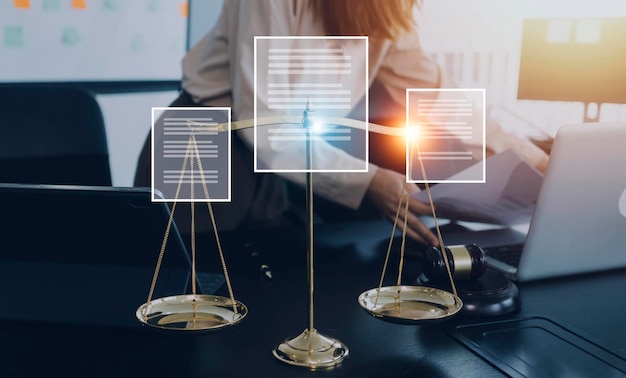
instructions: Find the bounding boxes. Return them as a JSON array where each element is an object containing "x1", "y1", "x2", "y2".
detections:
[{"x1": 1, "y1": 220, "x2": 625, "y2": 377}]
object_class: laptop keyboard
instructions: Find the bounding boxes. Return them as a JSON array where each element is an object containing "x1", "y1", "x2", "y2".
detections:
[{"x1": 483, "y1": 243, "x2": 525, "y2": 267}]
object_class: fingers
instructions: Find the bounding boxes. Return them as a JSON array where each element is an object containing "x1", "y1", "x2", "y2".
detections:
[
  {"x1": 397, "y1": 211, "x2": 439, "y2": 246},
  {"x1": 525, "y1": 145, "x2": 549, "y2": 174},
  {"x1": 408, "y1": 195, "x2": 432, "y2": 216},
  {"x1": 499, "y1": 133, "x2": 550, "y2": 174},
  {"x1": 368, "y1": 168, "x2": 439, "y2": 246},
  {"x1": 400, "y1": 182, "x2": 432, "y2": 215}
]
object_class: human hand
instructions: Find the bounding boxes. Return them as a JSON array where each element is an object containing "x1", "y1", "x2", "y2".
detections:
[
  {"x1": 366, "y1": 168, "x2": 439, "y2": 246},
  {"x1": 488, "y1": 130, "x2": 549, "y2": 174}
]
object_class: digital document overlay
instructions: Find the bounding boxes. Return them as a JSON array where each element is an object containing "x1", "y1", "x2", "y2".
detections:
[
  {"x1": 406, "y1": 88, "x2": 486, "y2": 183},
  {"x1": 254, "y1": 36, "x2": 368, "y2": 173},
  {"x1": 151, "y1": 107, "x2": 231, "y2": 202}
]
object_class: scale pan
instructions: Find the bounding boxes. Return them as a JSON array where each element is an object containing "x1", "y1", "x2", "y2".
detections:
[
  {"x1": 136, "y1": 294, "x2": 247, "y2": 332},
  {"x1": 358, "y1": 285, "x2": 462, "y2": 325}
]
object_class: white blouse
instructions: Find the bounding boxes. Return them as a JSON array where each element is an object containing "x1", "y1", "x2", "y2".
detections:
[{"x1": 181, "y1": 0, "x2": 454, "y2": 210}]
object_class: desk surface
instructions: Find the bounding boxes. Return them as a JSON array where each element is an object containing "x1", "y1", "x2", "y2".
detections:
[{"x1": 1, "y1": 220, "x2": 625, "y2": 377}]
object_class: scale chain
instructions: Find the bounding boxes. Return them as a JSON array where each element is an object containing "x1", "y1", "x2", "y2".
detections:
[
  {"x1": 145, "y1": 121, "x2": 239, "y2": 317},
  {"x1": 375, "y1": 183, "x2": 410, "y2": 306},
  {"x1": 145, "y1": 134, "x2": 195, "y2": 305},
  {"x1": 412, "y1": 136, "x2": 458, "y2": 297},
  {"x1": 190, "y1": 132, "x2": 239, "y2": 315}
]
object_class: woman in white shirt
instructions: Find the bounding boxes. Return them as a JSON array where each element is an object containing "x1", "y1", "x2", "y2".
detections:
[{"x1": 135, "y1": 0, "x2": 548, "y2": 246}]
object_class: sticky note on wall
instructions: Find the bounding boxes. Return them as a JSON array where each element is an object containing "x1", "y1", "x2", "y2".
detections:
[
  {"x1": 71, "y1": 0, "x2": 87, "y2": 9},
  {"x1": 148, "y1": 0, "x2": 162, "y2": 12},
  {"x1": 131, "y1": 34, "x2": 146, "y2": 51},
  {"x1": 103, "y1": 0, "x2": 121, "y2": 10},
  {"x1": 62, "y1": 27, "x2": 80, "y2": 45},
  {"x1": 14, "y1": 0, "x2": 30, "y2": 9},
  {"x1": 43, "y1": 0, "x2": 61, "y2": 11},
  {"x1": 4, "y1": 26, "x2": 24, "y2": 47}
]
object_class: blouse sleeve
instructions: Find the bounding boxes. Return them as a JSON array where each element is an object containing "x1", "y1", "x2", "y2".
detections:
[{"x1": 181, "y1": 1, "x2": 232, "y2": 103}]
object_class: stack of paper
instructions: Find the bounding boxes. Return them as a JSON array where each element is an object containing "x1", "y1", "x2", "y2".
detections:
[{"x1": 413, "y1": 149, "x2": 543, "y2": 225}]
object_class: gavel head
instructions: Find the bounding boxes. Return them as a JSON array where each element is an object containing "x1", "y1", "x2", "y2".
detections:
[{"x1": 423, "y1": 243, "x2": 487, "y2": 281}]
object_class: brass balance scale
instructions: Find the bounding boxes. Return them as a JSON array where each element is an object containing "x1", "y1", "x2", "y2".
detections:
[
  {"x1": 135, "y1": 103, "x2": 463, "y2": 368},
  {"x1": 135, "y1": 114, "x2": 247, "y2": 331}
]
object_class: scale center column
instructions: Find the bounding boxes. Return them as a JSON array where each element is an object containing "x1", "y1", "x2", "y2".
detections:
[{"x1": 272, "y1": 102, "x2": 349, "y2": 369}]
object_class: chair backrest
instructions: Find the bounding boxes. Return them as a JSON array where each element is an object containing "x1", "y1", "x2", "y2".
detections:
[{"x1": 0, "y1": 85, "x2": 111, "y2": 186}]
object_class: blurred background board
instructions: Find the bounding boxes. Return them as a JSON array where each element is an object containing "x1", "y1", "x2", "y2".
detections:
[{"x1": 0, "y1": 0, "x2": 187, "y2": 82}]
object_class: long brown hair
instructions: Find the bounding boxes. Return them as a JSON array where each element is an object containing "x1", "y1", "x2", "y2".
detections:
[{"x1": 311, "y1": 0, "x2": 419, "y2": 41}]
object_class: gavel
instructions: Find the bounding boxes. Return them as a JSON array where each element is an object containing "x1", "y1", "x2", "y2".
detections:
[{"x1": 422, "y1": 243, "x2": 487, "y2": 281}]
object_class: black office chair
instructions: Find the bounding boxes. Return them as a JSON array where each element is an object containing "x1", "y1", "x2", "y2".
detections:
[{"x1": 0, "y1": 85, "x2": 112, "y2": 186}]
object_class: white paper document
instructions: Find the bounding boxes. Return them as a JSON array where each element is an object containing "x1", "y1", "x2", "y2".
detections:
[
  {"x1": 253, "y1": 36, "x2": 368, "y2": 172},
  {"x1": 413, "y1": 149, "x2": 543, "y2": 225},
  {"x1": 406, "y1": 88, "x2": 485, "y2": 182}
]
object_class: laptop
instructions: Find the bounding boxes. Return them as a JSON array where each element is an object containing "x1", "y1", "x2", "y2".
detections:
[
  {"x1": 444, "y1": 122, "x2": 626, "y2": 282},
  {"x1": 0, "y1": 184, "x2": 224, "y2": 327}
]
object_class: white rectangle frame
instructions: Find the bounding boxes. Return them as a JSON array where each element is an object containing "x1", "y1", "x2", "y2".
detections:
[
  {"x1": 405, "y1": 88, "x2": 486, "y2": 184},
  {"x1": 151, "y1": 106, "x2": 232, "y2": 203},
  {"x1": 253, "y1": 36, "x2": 369, "y2": 173}
]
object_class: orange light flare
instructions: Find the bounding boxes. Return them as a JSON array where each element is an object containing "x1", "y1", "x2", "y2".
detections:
[
  {"x1": 368, "y1": 118, "x2": 436, "y2": 175},
  {"x1": 405, "y1": 121, "x2": 435, "y2": 156},
  {"x1": 405, "y1": 123, "x2": 423, "y2": 179},
  {"x1": 405, "y1": 123, "x2": 420, "y2": 142},
  {"x1": 404, "y1": 120, "x2": 443, "y2": 184},
  {"x1": 380, "y1": 120, "x2": 430, "y2": 151}
]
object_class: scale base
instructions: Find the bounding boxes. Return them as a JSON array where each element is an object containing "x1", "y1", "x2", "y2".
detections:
[{"x1": 272, "y1": 328, "x2": 349, "y2": 369}]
